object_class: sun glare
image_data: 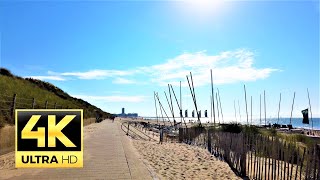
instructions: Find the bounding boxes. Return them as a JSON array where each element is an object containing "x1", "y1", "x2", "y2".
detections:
[{"x1": 181, "y1": 0, "x2": 225, "y2": 21}]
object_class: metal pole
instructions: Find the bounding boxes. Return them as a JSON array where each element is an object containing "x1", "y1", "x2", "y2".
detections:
[
  {"x1": 180, "y1": 81, "x2": 182, "y2": 124},
  {"x1": 155, "y1": 93, "x2": 173, "y2": 126},
  {"x1": 264, "y1": 90, "x2": 266, "y2": 126},
  {"x1": 186, "y1": 73, "x2": 201, "y2": 126},
  {"x1": 277, "y1": 93, "x2": 281, "y2": 124},
  {"x1": 307, "y1": 88, "x2": 313, "y2": 130},
  {"x1": 169, "y1": 84, "x2": 187, "y2": 127},
  {"x1": 244, "y1": 85, "x2": 248, "y2": 125},
  {"x1": 217, "y1": 88, "x2": 224, "y2": 124},
  {"x1": 210, "y1": 69, "x2": 216, "y2": 126},
  {"x1": 290, "y1": 92, "x2": 296, "y2": 125},
  {"x1": 153, "y1": 92, "x2": 159, "y2": 128},
  {"x1": 234, "y1": 100, "x2": 237, "y2": 123},
  {"x1": 260, "y1": 94, "x2": 261, "y2": 126},
  {"x1": 250, "y1": 96, "x2": 252, "y2": 125},
  {"x1": 238, "y1": 100, "x2": 241, "y2": 122},
  {"x1": 216, "y1": 92, "x2": 220, "y2": 124}
]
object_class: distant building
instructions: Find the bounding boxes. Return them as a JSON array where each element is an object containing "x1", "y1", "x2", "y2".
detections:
[{"x1": 117, "y1": 108, "x2": 138, "y2": 118}]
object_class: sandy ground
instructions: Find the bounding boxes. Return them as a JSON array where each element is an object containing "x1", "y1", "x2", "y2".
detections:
[
  {"x1": 0, "y1": 121, "x2": 99, "y2": 171},
  {"x1": 133, "y1": 140, "x2": 242, "y2": 180}
]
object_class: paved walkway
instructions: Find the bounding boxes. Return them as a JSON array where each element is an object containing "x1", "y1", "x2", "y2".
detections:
[{"x1": 0, "y1": 120, "x2": 153, "y2": 180}]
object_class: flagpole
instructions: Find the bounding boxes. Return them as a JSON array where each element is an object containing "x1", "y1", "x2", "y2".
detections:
[{"x1": 307, "y1": 88, "x2": 313, "y2": 130}]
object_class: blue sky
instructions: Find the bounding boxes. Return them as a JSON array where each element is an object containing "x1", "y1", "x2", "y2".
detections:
[{"x1": 1, "y1": 0, "x2": 319, "y2": 120}]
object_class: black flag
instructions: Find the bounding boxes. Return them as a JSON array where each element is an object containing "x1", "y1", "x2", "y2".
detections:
[{"x1": 301, "y1": 109, "x2": 309, "y2": 124}]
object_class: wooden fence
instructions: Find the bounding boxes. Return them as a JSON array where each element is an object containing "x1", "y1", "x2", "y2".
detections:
[
  {"x1": 0, "y1": 93, "x2": 75, "y2": 124},
  {"x1": 179, "y1": 127, "x2": 320, "y2": 180}
]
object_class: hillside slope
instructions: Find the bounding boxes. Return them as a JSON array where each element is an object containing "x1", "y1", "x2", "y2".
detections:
[{"x1": 0, "y1": 68, "x2": 113, "y2": 127}]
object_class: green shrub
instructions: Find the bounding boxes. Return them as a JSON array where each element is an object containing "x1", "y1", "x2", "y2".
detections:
[
  {"x1": 221, "y1": 122, "x2": 242, "y2": 133},
  {"x1": 243, "y1": 125, "x2": 260, "y2": 135}
]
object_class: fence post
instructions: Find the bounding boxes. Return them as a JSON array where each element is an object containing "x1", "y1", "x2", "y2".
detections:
[
  {"x1": 127, "y1": 123, "x2": 130, "y2": 135},
  {"x1": 32, "y1": 98, "x2": 35, "y2": 109},
  {"x1": 54, "y1": 103, "x2": 57, "y2": 109},
  {"x1": 11, "y1": 94, "x2": 17, "y2": 123},
  {"x1": 45, "y1": 101, "x2": 48, "y2": 109},
  {"x1": 207, "y1": 129, "x2": 212, "y2": 153}
]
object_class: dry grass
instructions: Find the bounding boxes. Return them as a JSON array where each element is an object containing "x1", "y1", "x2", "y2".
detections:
[
  {"x1": 0, "y1": 118, "x2": 97, "y2": 155},
  {"x1": 0, "y1": 125, "x2": 15, "y2": 155}
]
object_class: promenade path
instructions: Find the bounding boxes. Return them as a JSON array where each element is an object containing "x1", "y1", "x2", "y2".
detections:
[{"x1": 0, "y1": 120, "x2": 153, "y2": 180}]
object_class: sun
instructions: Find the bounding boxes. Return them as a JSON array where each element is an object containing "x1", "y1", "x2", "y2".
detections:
[{"x1": 183, "y1": 0, "x2": 225, "y2": 19}]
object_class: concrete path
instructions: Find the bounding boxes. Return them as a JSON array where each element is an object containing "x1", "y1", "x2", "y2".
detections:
[{"x1": 0, "y1": 120, "x2": 153, "y2": 180}]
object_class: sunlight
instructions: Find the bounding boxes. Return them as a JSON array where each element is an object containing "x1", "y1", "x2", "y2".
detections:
[{"x1": 179, "y1": 0, "x2": 225, "y2": 23}]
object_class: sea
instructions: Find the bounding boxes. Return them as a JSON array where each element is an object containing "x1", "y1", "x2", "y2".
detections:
[{"x1": 145, "y1": 117, "x2": 320, "y2": 130}]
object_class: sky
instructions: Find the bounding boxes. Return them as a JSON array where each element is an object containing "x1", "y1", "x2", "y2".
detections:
[{"x1": 0, "y1": 0, "x2": 319, "y2": 120}]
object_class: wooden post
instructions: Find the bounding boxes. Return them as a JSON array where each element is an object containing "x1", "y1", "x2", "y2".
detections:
[
  {"x1": 11, "y1": 94, "x2": 17, "y2": 123},
  {"x1": 54, "y1": 102, "x2": 57, "y2": 109},
  {"x1": 45, "y1": 100, "x2": 48, "y2": 109},
  {"x1": 32, "y1": 98, "x2": 35, "y2": 109},
  {"x1": 127, "y1": 123, "x2": 130, "y2": 135}
]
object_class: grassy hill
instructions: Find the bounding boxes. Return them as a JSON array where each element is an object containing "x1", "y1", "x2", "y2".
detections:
[{"x1": 0, "y1": 68, "x2": 114, "y2": 127}]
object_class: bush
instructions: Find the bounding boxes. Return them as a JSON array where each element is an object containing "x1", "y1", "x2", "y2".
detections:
[
  {"x1": 268, "y1": 128, "x2": 277, "y2": 136},
  {"x1": 0, "y1": 68, "x2": 14, "y2": 77},
  {"x1": 221, "y1": 122, "x2": 242, "y2": 133},
  {"x1": 243, "y1": 125, "x2": 260, "y2": 135}
]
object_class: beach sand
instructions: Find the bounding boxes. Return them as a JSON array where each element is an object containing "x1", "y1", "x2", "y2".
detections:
[{"x1": 133, "y1": 139, "x2": 242, "y2": 180}]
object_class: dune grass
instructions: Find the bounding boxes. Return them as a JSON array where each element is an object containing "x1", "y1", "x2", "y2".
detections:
[{"x1": 0, "y1": 118, "x2": 98, "y2": 155}]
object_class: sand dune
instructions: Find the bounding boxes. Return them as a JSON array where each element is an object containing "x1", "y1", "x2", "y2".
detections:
[{"x1": 133, "y1": 140, "x2": 241, "y2": 180}]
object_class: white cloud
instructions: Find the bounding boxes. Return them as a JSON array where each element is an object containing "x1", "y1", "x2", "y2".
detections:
[
  {"x1": 27, "y1": 49, "x2": 279, "y2": 85},
  {"x1": 112, "y1": 78, "x2": 136, "y2": 84},
  {"x1": 72, "y1": 94, "x2": 146, "y2": 103},
  {"x1": 49, "y1": 69, "x2": 135, "y2": 80},
  {"x1": 26, "y1": 75, "x2": 66, "y2": 81},
  {"x1": 142, "y1": 49, "x2": 279, "y2": 87}
]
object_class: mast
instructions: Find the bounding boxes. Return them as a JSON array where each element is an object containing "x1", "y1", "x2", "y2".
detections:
[
  {"x1": 153, "y1": 91, "x2": 159, "y2": 128},
  {"x1": 234, "y1": 100, "x2": 237, "y2": 123},
  {"x1": 244, "y1": 85, "x2": 248, "y2": 125},
  {"x1": 250, "y1": 96, "x2": 252, "y2": 125},
  {"x1": 169, "y1": 84, "x2": 187, "y2": 128},
  {"x1": 217, "y1": 88, "x2": 224, "y2": 124},
  {"x1": 210, "y1": 69, "x2": 216, "y2": 126},
  {"x1": 307, "y1": 88, "x2": 313, "y2": 130},
  {"x1": 238, "y1": 100, "x2": 241, "y2": 122},
  {"x1": 289, "y1": 92, "x2": 296, "y2": 125},
  {"x1": 277, "y1": 93, "x2": 281, "y2": 124},
  {"x1": 186, "y1": 72, "x2": 201, "y2": 126},
  {"x1": 264, "y1": 90, "x2": 266, "y2": 126},
  {"x1": 155, "y1": 93, "x2": 173, "y2": 126}
]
